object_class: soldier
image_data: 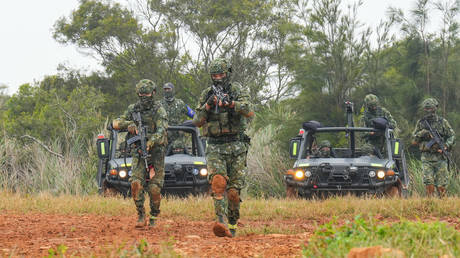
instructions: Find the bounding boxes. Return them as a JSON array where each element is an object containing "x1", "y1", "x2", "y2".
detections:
[
  {"x1": 193, "y1": 58, "x2": 254, "y2": 238},
  {"x1": 112, "y1": 79, "x2": 168, "y2": 227},
  {"x1": 307, "y1": 140, "x2": 332, "y2": 158},
  {"x1": 162, "y1": 82, "x2": 195, "y2": 125},
  {"x1": 360, "y1": 94, "x2": 398, "y2": 150},
  {"x1": 412, "y1": 98, "x2": 455, "y2": 197},
  {"x1": 162, "y1": 82, "x2": 195, "y2": 152}
]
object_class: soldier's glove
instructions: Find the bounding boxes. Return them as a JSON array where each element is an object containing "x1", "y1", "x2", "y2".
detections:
[
  {"x1": 206, "y1": 95, "x2": 217, "y2": 110},
  {"x1": 417, "y1": 129, "x2": 431, "y2": 138},
  {"x1": 207, "y1": 95, "x2": 217, "y2": 106},
  {"x1": 128, "y1": 123, "x2": 138, "y2": 135},
  {"x1": 147, "y1": 140, "x2": 154, "y2": 151}
]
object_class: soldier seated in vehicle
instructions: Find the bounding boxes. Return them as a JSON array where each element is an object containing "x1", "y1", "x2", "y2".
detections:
[
  {"x1": 360, "y1": 143, "x2": 376, "y2": 157},
  {"x1": 307, "y1": 140, "x2": 334, "y2": 158}
]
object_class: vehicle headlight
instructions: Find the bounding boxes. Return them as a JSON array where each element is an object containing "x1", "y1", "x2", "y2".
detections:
[
  {"x1": 199, "y1": 168, "x2": 208, "y2": 176},
  {"x1": 119, "y1": 170, "x2": 127, "y2": 178},
  {"x1": 305, "y1": 170, "x2": 312, "y2": 177},
  {"x1": 377, "y1": 170, "x2": 385, "y2": 179},
  {"x1": 369, "y1": 171, "x2": 376, "y2": 178},
  {"x1": 294, "y1": 170, "x2": 305, "y2": 180}
]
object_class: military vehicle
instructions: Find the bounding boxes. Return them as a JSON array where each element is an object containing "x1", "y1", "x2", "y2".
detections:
[
  {"x1": 96, "y1": 122, "x2": 209, "y2": 196},
  {"x1": 285, "y1": 101, "x2": 409, "y2": 198}
]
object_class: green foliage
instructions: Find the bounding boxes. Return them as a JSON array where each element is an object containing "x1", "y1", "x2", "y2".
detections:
[{"x1": 304, "y1": 216, "x2": 460, "y2": 257}]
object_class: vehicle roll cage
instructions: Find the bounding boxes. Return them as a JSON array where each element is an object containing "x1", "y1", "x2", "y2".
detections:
[{"x1": 298, "y1": 127, "x2": 395, "y2": 160}]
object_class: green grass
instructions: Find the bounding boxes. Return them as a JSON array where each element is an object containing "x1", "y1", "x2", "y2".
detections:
[
  {"x1": 1, "y1": 192, "x2": 459, "y2": 221},
  {"x1": 303, "y1": 216, "x2": 460, "y2": 257}
]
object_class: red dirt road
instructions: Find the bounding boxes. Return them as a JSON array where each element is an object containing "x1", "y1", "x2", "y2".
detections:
[{"x1": 0, "y1": 213, "x2": 313, "y2": 257}]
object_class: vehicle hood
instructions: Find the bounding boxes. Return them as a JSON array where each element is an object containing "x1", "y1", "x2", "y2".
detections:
[
  {"x1": 165, "y1": 154, "x2": 207, "y2": 166},
  {"x1": 109, "y1": 157, "x2": 133, "y2": 168},
  {"x1": 294, "y1": 157, "x2": 390, "y2": 168}
]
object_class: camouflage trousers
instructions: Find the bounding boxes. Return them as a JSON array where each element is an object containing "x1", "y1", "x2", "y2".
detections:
[
  {"x1": 206, "y1": 141, "x2": 247, "y2": 225},
  {"x1": 130, "y1": 146, "x2": 165, "y2": 217},
  {"x1": 421, "y1": 153, "x2": 449, "y2": 187}
]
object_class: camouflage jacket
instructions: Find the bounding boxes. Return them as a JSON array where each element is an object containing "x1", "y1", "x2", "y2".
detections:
[
  {"x1": 161, "y1": 98, "x2": 194, "y2": 126},
  {"x1": 192, "y1": 82, "x2": 254, "y2": 138},
  {"x1": 360, "y1": 106, "x2": 398, "y2": 131},
  {"x1": 114, "y1": 101, "x2": 168, "y2": 147},
  {"x1": 412, "y1": 115, "x2": 455, "y2": 155}
]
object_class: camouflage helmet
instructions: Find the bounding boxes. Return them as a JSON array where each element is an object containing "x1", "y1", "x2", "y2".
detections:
[
  {"x1": 209, "y1": 58, "x2": 232, "y2": 75},
  {"x1": 364, "y1": 94, "x2": 379, "y2": 108},
  {"x1": 318, "y1": 140, "x2": 331, "y2": 149},
  {"x1": 421, "y1": 98, "x2": 438, "y2": 109},
  {"x1": 136, "y1": 79, "x2": 156, "y2": 95}
]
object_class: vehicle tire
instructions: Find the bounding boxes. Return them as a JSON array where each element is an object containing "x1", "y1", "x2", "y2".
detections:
[
  {"x1": 102, "y1": 179, "x2": 120, "y2": 197},
  {"x1": 286, "y1": 186, "x2": 298, "y2": 198},
  {"x1": 384, "y1": 185, "x2": 401, "y2": 198}
]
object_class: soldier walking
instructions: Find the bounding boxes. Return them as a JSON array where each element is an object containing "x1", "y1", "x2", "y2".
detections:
[
  {"x1": 412, "y1": 98, "x2": 455, "y2": 197},
  {"x1": 193, "y1": 58, "x2": 254, "y2": 237},
  {"x1": 112, "y1": 79, "x2": 168, "y2": 227}
]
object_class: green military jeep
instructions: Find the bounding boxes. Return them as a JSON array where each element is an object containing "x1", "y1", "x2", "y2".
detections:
[
  {"x1": 285, "y1": 102, "x2": 410, "y2": 198},
  {"x1": 96, "y1": 122, "x2": 209, "y2": 197}
]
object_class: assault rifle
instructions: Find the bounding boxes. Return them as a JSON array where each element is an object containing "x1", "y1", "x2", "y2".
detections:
[
  {"x1": 129, "y1": 112, "x2": 150, "y2": 178},
  {"x1": 422, "y1": 119, "x2": 456, "y2": 171},
  {"x1": 211, "y1": 85, "x2": 231, "y2": 113}
]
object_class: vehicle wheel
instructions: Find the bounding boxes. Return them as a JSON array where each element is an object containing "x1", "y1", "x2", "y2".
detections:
[
  {"x1": 286, "y1": 186, "x2": 298, "y2": 198},
  {"x1": 384, "y1": 186, "x2": 401, "y2": 198},
  {"x1": 102, "y1": 180, "x2": 120, "y2": 197}
]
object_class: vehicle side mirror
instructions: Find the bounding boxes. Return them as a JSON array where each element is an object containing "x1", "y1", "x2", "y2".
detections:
[
  {"x1": 391, "y1": 139, "x2": 402, "y2": 158},
  {"x1": 97, "y1": 137, "x2": 110, "y2": 159},
  {"x1": 289, "y1": 138, "x2": 301, "y2": 159}
]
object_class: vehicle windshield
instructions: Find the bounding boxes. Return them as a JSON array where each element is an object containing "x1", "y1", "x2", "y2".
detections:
[
  {"x1": 166, "y1": 129, "x2": 200, "y2": 156},
  {"x1": 305, "y1": 131, "x2": 388, "y2": 159}
]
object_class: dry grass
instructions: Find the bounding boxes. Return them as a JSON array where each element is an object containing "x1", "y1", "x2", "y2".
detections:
[{"x1": 1, "y1": 191, "x2": 459, "y2": 221}]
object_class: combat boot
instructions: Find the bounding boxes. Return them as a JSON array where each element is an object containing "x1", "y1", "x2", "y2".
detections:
[
  {"x1": 212, "y1": 215, "x2": 232, "y2": 237},
  {"x1": 149, "y1": 215, "x2": 157, "y2": 227},
  {"x1": 425, "y1": 184, "x2": 435, "y2": 197},
  {"x1": 228, "y1": 223, "x2": 237, "y2": 237},
  {"x1": 437, "y1": 186, "x2": 447, "y2": 198},
  {"x1": 135, "y1": 212, "x2": 146, "y2": 228}
]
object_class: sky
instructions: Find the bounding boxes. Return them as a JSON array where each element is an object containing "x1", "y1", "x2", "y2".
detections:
[{"x1": 0, "y1": 0, "x2": 441, "y2": 95}]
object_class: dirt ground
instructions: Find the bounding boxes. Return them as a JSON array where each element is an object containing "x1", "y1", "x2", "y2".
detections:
[
  {"x1": 0, "y1": 213, "x2": 314, "y2": 257},
  {"x1": 1, "y1": 212, "x2": 459, "y2": 257}
]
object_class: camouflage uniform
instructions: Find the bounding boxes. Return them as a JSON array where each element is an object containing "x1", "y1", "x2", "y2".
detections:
[
  {"x1": 161, "y1": 82, "x2": 195, "y2": 152},
  {"x1": 113, "y1": 79, "x2": 168, "y2": 227},
  {"x1": 193, "y1": 58, "x2": 254, "y2": 237},
  {"x1": 313, "y1": 140, "x2": 332, "y2": 158},
  {"x1": 412, "y1": 98, "x2": 455, "y2": 197},
  {"x1": 360, "y1": 94, "x2": 398, "y2": 150}
]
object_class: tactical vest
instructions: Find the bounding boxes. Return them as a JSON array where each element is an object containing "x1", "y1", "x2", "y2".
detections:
[
  {"x1": 204, "y1": 85, "x2": 243, "y2": 138},
  {"x1": 419, "y1": 116, "x2": 447, "y2": 152},
  {"x1": 132, "y1": 102, "x2": 160, "y2": 135}
]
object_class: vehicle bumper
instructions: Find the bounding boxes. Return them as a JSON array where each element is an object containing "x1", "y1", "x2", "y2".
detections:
[{"x1": 285, "y1": 177, "x2": 397, "y2": 193}]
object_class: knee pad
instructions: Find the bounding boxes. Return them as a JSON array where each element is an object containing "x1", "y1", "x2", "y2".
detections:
[
  {"x1": 148, "y1": 185, "x2": 162, "y2": 204},
  {"x1": 131, "y1": 180, "x2": 142, "y2": 200},
  {"x1": 211, "y1": 174, "x2": 227, "y2": 200},
  {"x1": 227, "y1": 188, "x2": 240, "y2": 205}
]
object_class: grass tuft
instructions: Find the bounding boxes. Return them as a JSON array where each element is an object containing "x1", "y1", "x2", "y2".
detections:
[{"x1": 303, "y1": 216, "x2": 460, "y2": 257}]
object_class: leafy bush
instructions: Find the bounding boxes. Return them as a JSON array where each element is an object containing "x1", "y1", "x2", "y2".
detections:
[{"x1": 304, "y1": 216, "x2": 460, "y2": 257}]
